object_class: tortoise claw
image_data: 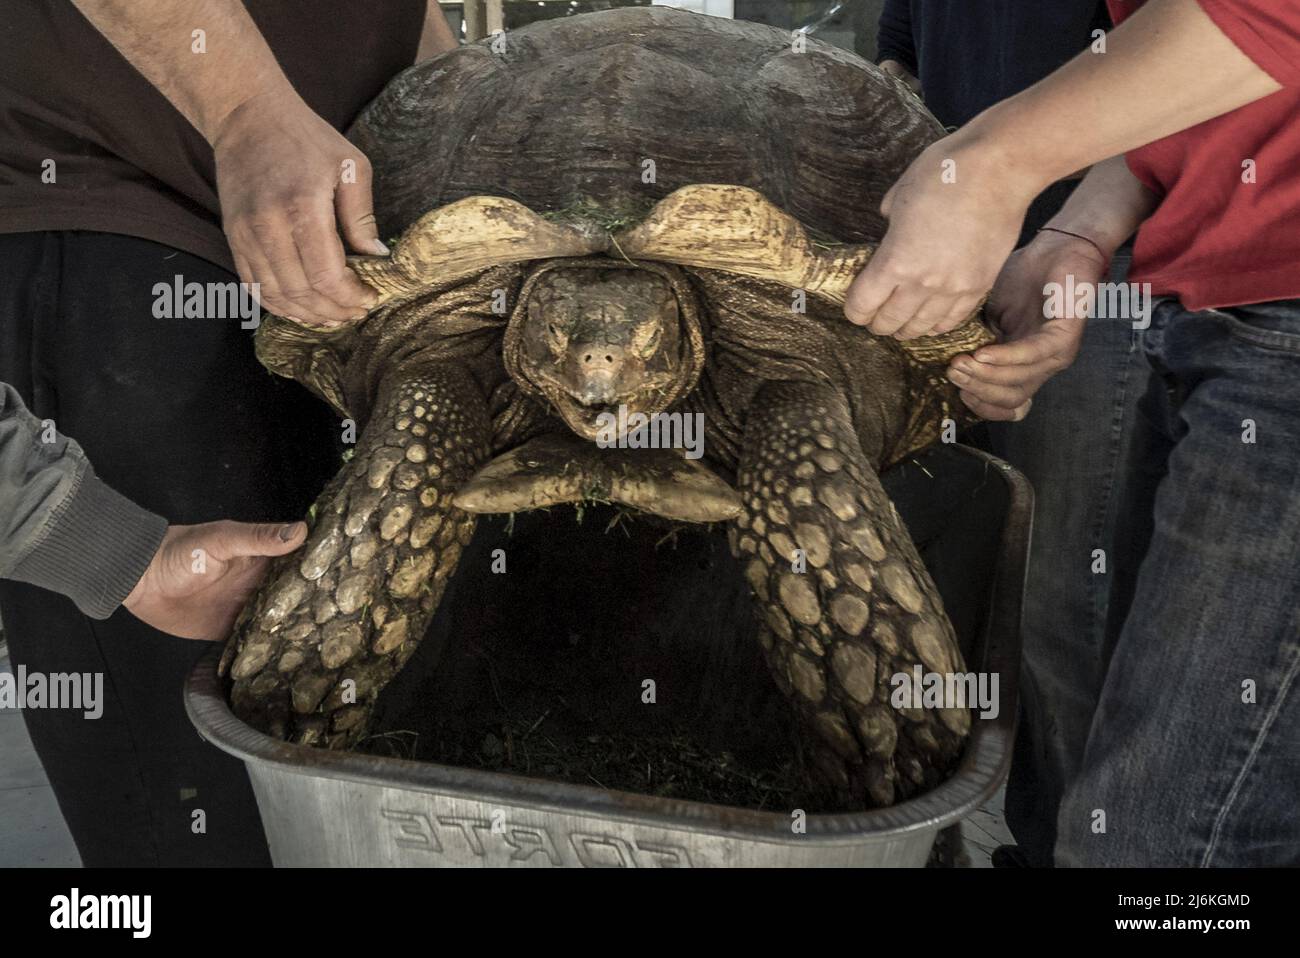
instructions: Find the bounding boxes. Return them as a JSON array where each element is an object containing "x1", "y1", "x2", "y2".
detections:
[{"x1": 454, "y1": 433, "x2": 740, "y2": 523}]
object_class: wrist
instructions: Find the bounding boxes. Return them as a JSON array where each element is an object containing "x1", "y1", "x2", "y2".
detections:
[
  {"x1": 205, "y1": 80, "x2": 303, "y2": 148},
  {"x1": 948, "y1": 102, "x2": 1077, "y2": 201},
  {"x1": 8, "y1": 469, "x2": 168, "y2": 620},
  {"x1": 122, "y1": 525, "x2": 172, "y2": 614},
  {"x1": 940, "y1": 121, "x2": 1052, "y2": 209},
  {"x1": 121, "y1": 564, "x2": 149, "y2": 612},
  {"x1": 1036, "y1": 226, "x2": 1110, "y2": 268},
  {"x1": 1040, "y1": 209, "x2": 1129, "y2": 261}
]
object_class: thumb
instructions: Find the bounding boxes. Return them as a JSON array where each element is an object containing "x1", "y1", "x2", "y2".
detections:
[
  {"x1": 880, "y1": 180, "x2": 899, "y2": 217},
  {"x1": 336, "y1": 153, "x2": 388, "y2": 256},
  {"x1": 973, "y1": 325, "x2": 1063, "y2": 366},
  {"x1": 205, "y1": 520, "x2": 308, "y2": 561},
  {"x1": 843, "y1": 260, "x2": 895, "y2": 327}
]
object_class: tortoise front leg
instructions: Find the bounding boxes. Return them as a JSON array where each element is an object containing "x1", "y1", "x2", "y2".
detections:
[
  {"x1": 222, "y1": 365, "x2": 490, "y2": 746},
  {"x1": 732, "y1": 380, "x2": 970, "y2": 806}
]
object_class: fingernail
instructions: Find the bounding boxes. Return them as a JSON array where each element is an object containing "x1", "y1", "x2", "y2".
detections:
[
  {"x1": 278, "y1": 523, "x2": 300, "y2": 542},
  {"x1": 371, "y1": 239, "x2": 391, "y2": 256},
  {"x1": 350, "y1": 311, "x2": 368, "y2": 321},
  {"x1": 948, "y1": 369, "x2": 969, "y2": 384}
]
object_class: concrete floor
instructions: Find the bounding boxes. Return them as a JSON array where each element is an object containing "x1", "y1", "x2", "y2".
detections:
[{"x1": 0, "y1": 650, "x2": 81, "y2": 867}]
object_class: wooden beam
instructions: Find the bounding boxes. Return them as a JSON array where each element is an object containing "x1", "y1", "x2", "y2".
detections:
[
  {"x1": 463, "y1": 0, "x2": 486, "y2": 41},
  {"x1": 486, "y1": 0, "x2": 505, "y2": 36}
]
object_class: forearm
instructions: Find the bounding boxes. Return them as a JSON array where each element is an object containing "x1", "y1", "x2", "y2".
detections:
[
  {"x1": 951, "y1": 0, "x2": 1282, "y2": 196},
  {"x1": 1043, "y1": 155, "x2": 1159, "y2": 256},
  {"x1": 70, "y1": 0, "x2": 296, "y2": 144},
  {"x1": 417, "y1": 2, "x2": 458, "y2": 60},
  {"x1": 0, "y1": 384, "x2": 166, "y2": 618}
]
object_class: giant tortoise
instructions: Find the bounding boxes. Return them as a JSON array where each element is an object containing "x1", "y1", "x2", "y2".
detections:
[{"x1": 221, "y1": 7, "x2": 992, "y2": 807}]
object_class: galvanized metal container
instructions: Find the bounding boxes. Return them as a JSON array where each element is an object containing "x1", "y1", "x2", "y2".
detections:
[{"x1": 186, "y1": 445, "x2": 1030, "y2": 867}]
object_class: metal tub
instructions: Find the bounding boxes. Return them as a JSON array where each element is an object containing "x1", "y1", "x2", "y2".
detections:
[{"x1": 186, "y1": 444, "x2": 1030, "y2": 867}]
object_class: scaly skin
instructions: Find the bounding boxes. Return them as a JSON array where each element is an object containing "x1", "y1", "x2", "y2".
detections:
[
  {"x1": 223, "y1": 366, "x2": 489, "y2": 745},
  {"x1": 229, "y1": 6, "x2": 991, "y2": 794},
  {"x1": 235, "y1": 260, "x2": 977, "y2": 801},
  {"x1": 731, "y1": 381, "x2": 970, "y2": 806},
  {"x1": 236, "y1": 254, "x2": 977, "y2": 805}
]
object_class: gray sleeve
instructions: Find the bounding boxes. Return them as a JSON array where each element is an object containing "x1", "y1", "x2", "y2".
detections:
[{"x1": 0, "y1": 382, "x2": 167, "y2": 618}]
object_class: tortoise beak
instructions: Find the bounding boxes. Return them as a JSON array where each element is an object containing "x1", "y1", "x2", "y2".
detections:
[
  {"x1": 554, "y1": 396, "x2": 616, "y2": 441},
  {"x1": 579, "y1": 383, "x2": 616, "y2": 406},
  {"x1": 571, "y1": 343, "x2": 628, "y2": 407}
]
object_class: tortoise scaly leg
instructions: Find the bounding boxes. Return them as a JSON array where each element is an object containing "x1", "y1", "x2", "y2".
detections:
[
  {"x1": 222, "y1": 365, "x2": 490, "y2": 746},
  {"x1": 732, "y1": 381, "x2": 970, "y2": 807}
]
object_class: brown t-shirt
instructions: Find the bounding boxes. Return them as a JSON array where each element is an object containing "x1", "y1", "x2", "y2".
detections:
[{"x1": 0, "y1": 0, "x2": 426, "y2": 273}]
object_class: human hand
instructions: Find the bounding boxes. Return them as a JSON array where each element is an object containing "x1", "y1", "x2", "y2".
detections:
[
  {"x1": 212, "y1": 89, "x2": 386, "y2": 327},
  {"x1": 879, "y1": 59, "x2": 921, "y2": 95},
  {"x1": 946, "y1": 229, "x2": 1108, "y2": 421},
  {"x1": 844, "y1": 137, "x2": 1039, "y2": 340},
  {"x1": 122, "y1": 520, "x2": 308, "y2": 641}
]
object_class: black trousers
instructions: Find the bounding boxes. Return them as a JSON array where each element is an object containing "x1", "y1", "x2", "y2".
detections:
[{"x1": 0, "y1": 232, "x2": 338, "y2": 866}]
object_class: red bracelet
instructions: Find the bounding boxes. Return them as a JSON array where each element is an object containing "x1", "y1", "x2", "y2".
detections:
[{"x1": 1037, "y1": 226, "x2": 1109, "y2": 265}]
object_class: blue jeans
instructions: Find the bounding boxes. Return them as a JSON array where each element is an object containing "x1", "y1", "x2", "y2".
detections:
[
  {"x1": 1056, "y1": 297, "x2": 1300, "y2": 866},
  {"x1": 992, "y1": 255, "x2": 1148, "y2": 866}
]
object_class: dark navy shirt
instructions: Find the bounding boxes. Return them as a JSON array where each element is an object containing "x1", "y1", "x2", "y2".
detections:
[
  {"x1": 876, "y1": 0, "x2": 1112, "y2": 237},
  {"x1": 877, "y1": 0, "x2": 1112, "y2": 130}
]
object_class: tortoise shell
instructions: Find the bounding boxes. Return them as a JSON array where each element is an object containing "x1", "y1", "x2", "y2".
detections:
[{"x1": 256, "y1": 7, "x2": 990, "y2": 455}]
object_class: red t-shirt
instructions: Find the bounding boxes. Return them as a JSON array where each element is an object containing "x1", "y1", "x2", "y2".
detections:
[{"x1": 1108, "y1": 0, "x2": 1300, "y2": 309}]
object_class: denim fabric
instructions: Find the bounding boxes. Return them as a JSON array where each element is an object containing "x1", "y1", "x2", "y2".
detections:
[
  {"x1": 1057, "y1": 296, "x2": 1300, "y2": 866},
  {"x1": 991, "y1": 254, "x2": 1148, "y2": 866}
]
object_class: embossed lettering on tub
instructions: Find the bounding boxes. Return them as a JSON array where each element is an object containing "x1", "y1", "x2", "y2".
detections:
[{"x1": 381, "y1": 807, "x2": 691, "y2": 866}]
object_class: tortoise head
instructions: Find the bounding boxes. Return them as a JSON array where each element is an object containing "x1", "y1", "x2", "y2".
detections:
[
  {"x1": 513, "y1": 264, "x2": 691, "y2": 440},
  {"x1": 254, "y1": 187, "x2": 990, "y2": 438}
]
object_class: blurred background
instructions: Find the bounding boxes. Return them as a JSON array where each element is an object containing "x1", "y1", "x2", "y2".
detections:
[{"x1": 442, "y1": 0, "x2": 886, "y2": 60}]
